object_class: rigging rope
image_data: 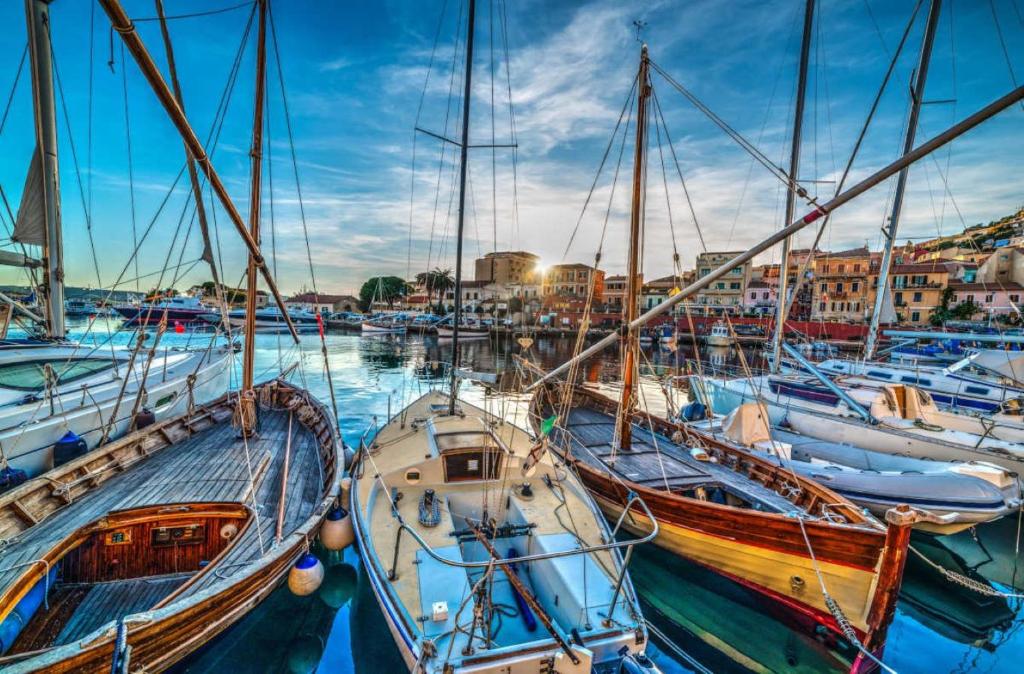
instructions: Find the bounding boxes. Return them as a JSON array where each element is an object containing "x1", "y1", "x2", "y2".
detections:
[{"x1": 268, "y1": 4, "x2": 342, "y2": 435}]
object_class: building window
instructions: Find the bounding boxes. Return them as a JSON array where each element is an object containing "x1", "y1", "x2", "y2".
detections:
[
  {"x1": 838, "y1": 264, "x2": 845, "y2": 273},
  {"x1": 913, "y1": 292, "x2": 922, "y2": 302},
  {"x1": 763, "y1": 292, "x2": 769, "y2": 300},
  {"x1": 911, "y1": 311, "x2": 921, "y2": 322},
  {"x1": 986, "y1": 294, "x2": 994, "y2": 303},
  {"x1": 716, "y1": 282, "x2": 725, "y2": 290},
  {"x1": 820, "y1": 283, "x2": 827, "y2": 293},
  {"x1": 852, "y1": 282, "x2": 860, "y2": 292},
  {"x1": 836, "y1": 282, "x2": 844, "y2": 293},
  {"x1": 1011, "y1": 294, "x2": 1020, "y2": 303},
  {"x1": 819, "y1": 302, "x2": 826, "y2": 311},
  {"x1": 853, "y1": 264, "x2": 861, "y2": 272},
  {"x1": 730, "y1": 282, "x2": 741, "y2": 290}
]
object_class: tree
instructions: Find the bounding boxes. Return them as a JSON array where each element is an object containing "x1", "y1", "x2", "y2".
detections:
[
  {"x1": 415, "y1": 268, "x2": 455, "y2": 308},
  {"x1": 952, "y1": 298, "x2": 981, "y2": 320},
  {"x1": 930, "y1": 287, "x2": 956, "y2": 326},
  {"x1": 359, "y1": 276, "x2": 410, "y2": 311}
]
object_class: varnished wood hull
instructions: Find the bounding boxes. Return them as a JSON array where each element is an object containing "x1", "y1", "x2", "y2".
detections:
[
  {"x1": 0, "y1": 381, "x2": 341, "y2": 673},
  {"x1": 531, "y1": 384, "x2": 913, "y2": 666}
]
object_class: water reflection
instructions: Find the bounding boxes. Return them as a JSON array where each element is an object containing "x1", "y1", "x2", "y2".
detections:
[{"x1": 51, "y1": 321, "x2": 1018, "y2": 674}]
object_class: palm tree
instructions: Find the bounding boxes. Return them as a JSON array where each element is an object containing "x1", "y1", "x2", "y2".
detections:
[{"x1": 417, "y1": 268, "x2": 455, "y2": 313}]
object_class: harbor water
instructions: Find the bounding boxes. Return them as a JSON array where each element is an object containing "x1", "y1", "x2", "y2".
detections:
[{"x1": 56, "y1": 321, "x2": 1024, "y2": 673}]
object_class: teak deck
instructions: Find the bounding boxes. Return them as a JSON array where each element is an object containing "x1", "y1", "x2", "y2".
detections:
[{"x1": 0, "y1": 380, "x2": 340, "y2": 673}]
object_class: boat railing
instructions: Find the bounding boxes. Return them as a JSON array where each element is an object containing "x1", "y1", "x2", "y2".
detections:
[{"x1": 380, "y1": 488, "x2": 656, "y2": 628}]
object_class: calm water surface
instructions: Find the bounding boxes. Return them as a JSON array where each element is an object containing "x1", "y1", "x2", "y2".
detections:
[{"x1": 57, "y1": 321, "x2": 1024, "y2": 673}]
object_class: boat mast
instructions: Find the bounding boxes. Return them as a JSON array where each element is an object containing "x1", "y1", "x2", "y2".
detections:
[
  {"x1": 24, "y1": 0, "x2": 64, "y2": 339},
  {"x1": 616, "y1": 44, "x2": 650, "y2": 452},
  {"x1": 241, "y1": 0, "x2": 268, "y2": 427},
  {"x1": 769, "y1": 0, "x2": 814, "y2": 372},
  {"x1": 448, "y1": 0, "x2": 477, "y2": 415},
  {"x1": 864, "y1": 0, "x2": 942, "y2": 360},
  {"x1": 526, "y1": 82, "x2": 1024, "y2": 389}
]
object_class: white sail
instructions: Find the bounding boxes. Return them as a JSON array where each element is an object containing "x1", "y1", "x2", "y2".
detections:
[
  {"x1": 878, "y1": 283, "x2": 898, "y2": 324},
  {"x1": 13, "y1": 148, "x2": 46, "y2": 247}
]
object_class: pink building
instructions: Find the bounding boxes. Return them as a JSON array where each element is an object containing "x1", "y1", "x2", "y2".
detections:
[
  {"x1": 743, "y1": 280, "x2": 777, "y2": 316},
  {"x1": 948, "y1": 282, "x2": 1024, "y2": 317}
]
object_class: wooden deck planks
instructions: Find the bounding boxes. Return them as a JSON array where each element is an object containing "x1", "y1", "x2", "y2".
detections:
[
  {"x1": 558, "y1": 404, "x2": 798, "y2": 512},
  {"x1": 0, "y1": 408, "x2": 323, "y2": 604},
  {"x1": 55, "y1": 575, "x2": 189, "y2": 645}
]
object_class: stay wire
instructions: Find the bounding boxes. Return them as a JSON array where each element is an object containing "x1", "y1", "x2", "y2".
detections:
[
  {"x1": 0, "y1": 44, "x2": 27, "y2": 136},
  {"x1": 121, "y1": 43, "x2": 140, "y2": 292},
  {"x1": 268, "y1": 4, "x2": 342, "y2": 434},
  {"x1": 782, "y1": 0, "x2": 925, "y2": 322},
  {"x1": 649, "y1": 60, "x2": 816, "y2": 205},
  {"x1": 651, "y1": 87, "x2": 705, "y2": 256},
  {"x1": 560, "y1": 74, "x2": 639, "y2": 261},
  {"x1": 408, "y1": 0, "x2": 450, "y2": 282},
  {"x1": 988, "y1": 0, "x2": 1024, "y2": 112},
  {"x1": 497, "y1": 0, "x2": 521, "y2": 245},
  {"x1": 131, "y1": 1, "x2": 254, "y2": 23}
]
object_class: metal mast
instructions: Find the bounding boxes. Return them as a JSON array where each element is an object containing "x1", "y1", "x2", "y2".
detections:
[
  {"x1": 770, "y1": 0, "x2": 815, "y2": 372},
  {"x1": 241, "y1": 0, "x2": 268, "y2": 434},
  {"x1": 864, "y1": 0, "x2": 942, "y2": 360},
  {"x1": 448, "y1": 0, "x2": 477, "y2": 415},
  {"x1": 616, "y1": 44, "x2": 651, "y2": 452},
  {"x1": 25, "y1": 0, "x2": 64, "y2": 339}
]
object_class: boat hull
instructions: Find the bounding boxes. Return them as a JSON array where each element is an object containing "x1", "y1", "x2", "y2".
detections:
[
  {"x1": 0, "y1": 347, "x2": 232, "y2": 478},
  {"x1": 435, "y1": 326, "x2": 489, "y2": 340},
  {"x1": 533, "y1": 385, "x2": 912, "y2": 663},
  {"x1": 0, "y1": 381, "x2": 340, "y2": 672}
]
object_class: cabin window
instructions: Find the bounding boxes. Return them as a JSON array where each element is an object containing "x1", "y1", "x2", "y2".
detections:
[
  {"x1": 964, "y1": 386, "x2": 989, "y2": 395},
  {"x1": 867, "y1": 370, "x2": 893, "y2": 379},
  {"x1": 0, "y1": 358, "x2": 118, "y2": 391}
]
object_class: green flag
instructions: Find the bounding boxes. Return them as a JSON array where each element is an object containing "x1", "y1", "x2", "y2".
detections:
[{"x1": 540, "y1": 415, "x2": 558, "y2": 437}]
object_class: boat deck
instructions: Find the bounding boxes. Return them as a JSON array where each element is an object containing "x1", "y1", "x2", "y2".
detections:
[
  {"x1": 0, "y1": 404, "x2": 323, "y2": 640},
  {"x1": 552, "y1": 406, "x2": 797, "y2": 512}
]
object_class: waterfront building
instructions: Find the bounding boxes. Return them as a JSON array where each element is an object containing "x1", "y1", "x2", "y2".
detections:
[
  {"x1": 810, "y1": 246, "x2": 878, "y2": 323},
  {"x1": 694, "y1": 251, "x2": 751, "y2": 314},
  {"x1": 541, "y1": 263, "x2": 605, "y2": 302},
  {"x1": 285, "y1": 292, "x2": 360, "y2": 314},
  {"x1": 473, "y1": 250, "x2": 540, "y2": 285}
]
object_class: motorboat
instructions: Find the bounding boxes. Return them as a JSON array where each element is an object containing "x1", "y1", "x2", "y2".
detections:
[
  {"x1": 114, "y1": 295, "x2": 216, "y2": 326},
  {"x1": 225, "y1": 306, "x2": 321, "y2": 333},
  {"x1": 703, "y1": 321, "x2": 733, "y2": 347},
  {"x1": 693, "y1": 373, "x2": 1024, "y2": 473},
  {"x1": 435, "y1": 317, "x2": 489, "y2": 340},
  {"x1": 361, "y1": 314, "x2": 407, "y2": 334},
  {"x1": 711, "y1": 402, "x2": 1022, "y2": 535}
]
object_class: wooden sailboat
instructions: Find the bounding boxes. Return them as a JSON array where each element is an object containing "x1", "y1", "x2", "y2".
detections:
[
  {"x1": 0, "y1": 1, "x2": 342, "y2": 670},
  {"x1": 530, "y1": 35, "x2": 923, "y2": 672},
  {"x1": 351, "y1": 3, "x2": 659, "y2": 671}
]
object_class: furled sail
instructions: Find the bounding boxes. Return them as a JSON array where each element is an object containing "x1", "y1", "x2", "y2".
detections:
[
  {"x1": 878, "y1": 284, "x2": 898, "y2": 324},
  {"x1": 0, "y1": 250, "x2": 41, "y2": 268},
  {"x1": 13, "y1": 148, "x2": 46, "y2": 247}
]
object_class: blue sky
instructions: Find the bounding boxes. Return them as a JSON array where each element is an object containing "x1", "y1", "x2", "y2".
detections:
[{"x1": 0, "y1": 0, "x2": 1021, "y2": 295}]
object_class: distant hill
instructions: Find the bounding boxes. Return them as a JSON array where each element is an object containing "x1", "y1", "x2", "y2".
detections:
[{"x1": 914, "y1": 206, "x2": 1024, "y2": 253}]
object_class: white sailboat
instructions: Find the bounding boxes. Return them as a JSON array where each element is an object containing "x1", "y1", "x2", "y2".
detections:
[
  {"x1": 0, "y1": 0, "x2": 231, "y2": 484},
  {"x1": 351, "y1": 3, "x2": 659, "y2": 671}
]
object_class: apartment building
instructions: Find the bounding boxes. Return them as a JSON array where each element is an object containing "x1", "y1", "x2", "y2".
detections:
[
  {"x1": 810, "y1": 247, "x2": 879, "y2": 322},
  {"x1": 474, "y1": 251, "x2": 541, "y2": 285},
  {"x1": 694, "y1": 252, "x2": 751, "y2": 314},
  {"x1": 541, "y1": 263, "x2": 605, "y2": 302}
]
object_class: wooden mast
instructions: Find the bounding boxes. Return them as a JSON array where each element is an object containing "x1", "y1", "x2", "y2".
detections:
[
  {"x1": 864, "y1": 0, "x2": 942, "y2": 359},
  {"x1": 448, "y1": 0, "x2": 477, "y2": 415},
  {"x1": 526, "y1": 83, "x2": 1024, "y2": 390},
  {"x1": 240, "y1": 0, "x2": 268, "y2": 435},
  {"x1": 769, "y1": 0, "x2": 814, "y2": 372},
  {"x1": 99, "y1": 0, "x2": 300, "y2": 342},
  {"x1": 616, "y1": 44, "x2": 650, "y2": 451},
  {"x1": 154, "y1": 0, "x2": 223, "y2": 316}
]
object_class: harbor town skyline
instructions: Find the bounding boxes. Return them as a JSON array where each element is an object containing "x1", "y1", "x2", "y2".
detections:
[{"x1": 0, "y1": 0, "x2": 1021, "y2": 295}]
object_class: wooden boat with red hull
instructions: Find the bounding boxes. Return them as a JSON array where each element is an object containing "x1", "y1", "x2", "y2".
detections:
[
  {"x1": 0, "y1": 379, "x2": 340, "y2": 672},
  {"x1": 531, "y1": 383, "x2": 916, "y2": 672}
]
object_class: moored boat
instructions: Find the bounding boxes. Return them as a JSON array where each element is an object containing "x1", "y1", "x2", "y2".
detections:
[
  {"x1": 0, "y1": 379, "x2": 340, "y2": 671},
  {"x1": 532, "y1": 382, "x2": 915, "y2": 665},
  {"x1": 352, "y1": 390, "x2": 658, "y2": 673}
]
